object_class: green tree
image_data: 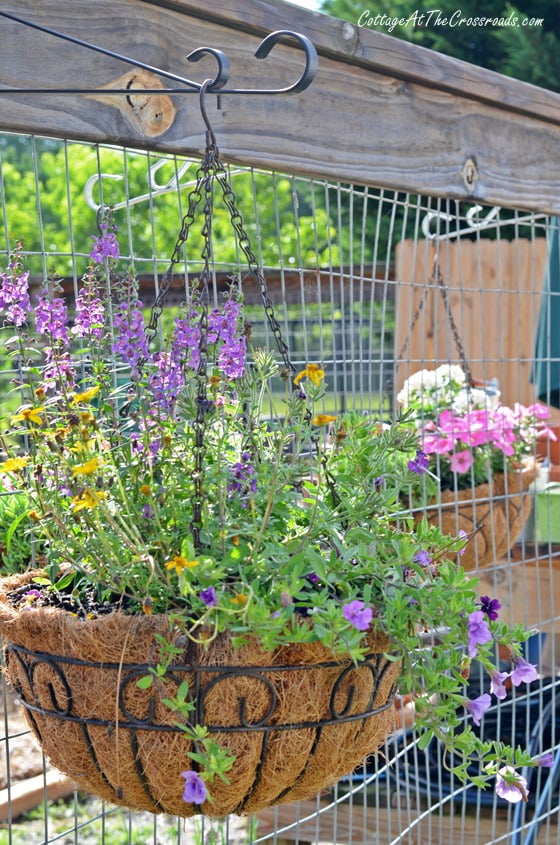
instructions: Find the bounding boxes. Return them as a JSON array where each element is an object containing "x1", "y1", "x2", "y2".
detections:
[
  {"x1": 0, "y1": 138, "x2": 340, "y2": 277},
  {"x1": 320, "y1": 0, "x2": 560, "y2": 92}
]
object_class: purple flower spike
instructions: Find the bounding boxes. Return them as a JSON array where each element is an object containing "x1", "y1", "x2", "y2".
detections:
[
  {"x1": 467, "y1": 610, "x2": 492, "y2": 658},
  {"x1": 407, "y1": 450, "x2": 429, "y2": 475},
  {"x1": 465, "y1": 693, "x2": 492, "y2": 726},
  {"x1": 199, "y1": 587, "x2": 217, "y2": 607},
  {"x1": 343, "y1": 600, "x2": 373, "y2": 632},
  {"x1": 495, "y1": 766, "x2": 528, "y2": 803},
  {"x1": 0, "y1": 268, "x2": 31, "y2": 327},
  {"x1": 510, "y1": 657, "x2": 539, "y2": 686},
  {"x1": 181, "y1": 770, "x2": 207, "y2": 805},
  {"x1": 90, "y1": 232, "x2": 120, "y2": 262},
  {"x1": 479, "y1": 595, "x2": 501, "y2": 621},
  {"x1": 35, "y1": 292, "x2": 69, "y2": 345}
]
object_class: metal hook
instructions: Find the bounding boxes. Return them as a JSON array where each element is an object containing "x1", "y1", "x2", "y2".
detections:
[
  {"x1": 215, "y1": 31, "x2": 318, "y2": 95},
  {"x1": 252, "y1": 31, "x2": 318, "y2": 94},
  {"x1": 198, "y1": 79, "x2": 218, "y2": 145},
  {"x1": 186, "y1": 47, "x2": 231, "y2": 92}
]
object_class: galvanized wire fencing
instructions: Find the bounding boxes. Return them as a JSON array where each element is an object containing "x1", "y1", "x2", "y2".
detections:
[{"x1": 0, "y1": 133, "x2": 558, "y2": 844}]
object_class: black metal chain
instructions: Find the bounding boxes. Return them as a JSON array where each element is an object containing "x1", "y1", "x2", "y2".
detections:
[
  {"x1": 398, "y1": 254, "x2": 472, "y2": 385},
  {"x1": 213, "y1": 163, "x2": 295, "y2": 377},
  {"x1": 139, "y1": 109, "x2": 299, "y2": 551}
]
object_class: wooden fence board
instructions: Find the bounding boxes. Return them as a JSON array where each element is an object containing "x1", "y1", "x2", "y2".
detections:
[
  {"x1": 1, "y1": 1, "x2": 560, "y2": 210},
  {"x1": 395, "y1": 238, "x2": 549, "y2": 410}
]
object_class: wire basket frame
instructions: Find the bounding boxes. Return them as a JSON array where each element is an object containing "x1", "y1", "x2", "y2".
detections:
[{"x1": 0, "y1": 132, "x2": 559, "y2": 843}]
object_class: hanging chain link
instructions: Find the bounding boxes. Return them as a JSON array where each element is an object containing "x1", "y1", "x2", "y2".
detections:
[
  {"x1": 398, "y1": 254, "x2": 472, "y2": 385},
  {"x1": 213, "y1": 164, "x2": 295, "y2": 377}
]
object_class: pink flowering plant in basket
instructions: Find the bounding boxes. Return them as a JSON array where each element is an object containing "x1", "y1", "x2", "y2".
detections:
[
  {"x1": 0, "y1": 234, "x2": 550, "y2": 811},
  {"x1": 397, "y1": 364, "x2": 553, "y2": 500}
]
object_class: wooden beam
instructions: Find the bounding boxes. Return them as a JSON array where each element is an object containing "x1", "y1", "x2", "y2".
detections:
[{"x1": 1, "y1": 0, "x2": 560, "y2": 212}]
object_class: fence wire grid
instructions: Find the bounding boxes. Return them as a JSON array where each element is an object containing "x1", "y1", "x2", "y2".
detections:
[{"x1": 0, "y1": 133, "x2": 558, "y2": 845}]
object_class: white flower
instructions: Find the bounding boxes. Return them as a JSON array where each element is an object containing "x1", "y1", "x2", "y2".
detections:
[
  {"x1": 397, "y1": 369, "x2": 438, "y2": 407},
  {"x1": 435, "y1": 364, "x2": 467, "y2": 386}
]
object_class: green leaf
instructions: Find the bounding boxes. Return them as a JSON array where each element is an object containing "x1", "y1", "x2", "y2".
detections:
[
  {"x1": 53, "y1": 570, "x2": 76, "y2": 592},
  {"x1": 177, "y1": 680, "x2": 190, "y2": 702},
  {"x1": 417, "y1": 729, "x2": 434, "y2": 751},
  {"x1": 136, "y1": 675, "x2": 153, "y2": 690},
  {"x1": 5, "y1": 509, "x2": 30, "y2": 552}
]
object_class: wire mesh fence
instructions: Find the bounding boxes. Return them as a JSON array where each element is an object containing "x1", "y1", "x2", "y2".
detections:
[{"x1": 0, "y1": 132, "x2": 558, "y2": 844}]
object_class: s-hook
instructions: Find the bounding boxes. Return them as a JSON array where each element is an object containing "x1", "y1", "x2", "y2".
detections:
[{"x1": 0, "y1": 12, "x2": 318, "y2": 97}]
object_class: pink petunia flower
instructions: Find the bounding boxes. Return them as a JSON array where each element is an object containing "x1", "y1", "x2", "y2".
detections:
[{"x1": 449, "y1": 449, "x2": 473, "y2": 473}]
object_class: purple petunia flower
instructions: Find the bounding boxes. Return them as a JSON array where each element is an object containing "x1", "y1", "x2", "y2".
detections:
[
  {"x1": 495, "y1": 766, "x2": 528, "y2": 803},
  {"x1": 407, "y1": 450, "x2": 429, "y2": 475},
  {"x1": 490, "y1": 670, "x2": 510, "y2": 700},
  {"x1": 374, "y1": 475, "x2": 386, "y2": 491},
  {"x1": 467, "y1": 610, "x2": 492, "y2": 658},
  {"x1": 181, "y1": 770, "x2": 207, "y2": 805},
  {"x1": 343, "y1": 600, "x2": 373, "y2": 632},
  {"x1": 510, "y1": 657, "x2": 539, "y2": 686},
  {"x1": 537, "y1": 752, "x2": 554, "y2": 768},
  {"x1": 228, "y1": 458, "x2": 257, "y2": 503},
  {"x1": 457, "y1": 529, "x2": 469, "y2": 555},
  {"x1": 306, "y1": 572, "x2": 321, "y2": 585},
  {"x1": 199, "y1": 587, "x2": 217, "y2": 607},
  {"x1": 413, "y1": 550, "x2": 432, "y2": 568},
  {"x1": 465, "y1": 692, "x2": 492, "y2": 726},
  {"x1": 479, "y1": 595, "x2": 501, "y2": 621}
]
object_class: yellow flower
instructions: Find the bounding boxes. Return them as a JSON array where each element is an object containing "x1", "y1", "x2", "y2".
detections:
[
  {"x1": 0, "y1": 456, "x2": 30, "y2": 474},
  {"x1": 140, "y1": 484, "x2": 152, "y2": 495},
  {"x1": 312, "y1": 414, "x2": 337, "y2": 426},
  {"x1": 71, "y1": 457, "x2": 102, "y2": 477},
  {"x1": 72, "y1": 439, "x2": 97, "y2": 454},
  {"x1": 79, "y1": 411, "x2": 95, "y2": 425},
  {"x1": 165, "y1": 555, "x2": 199, "y2": 575},
  {"x1": 230, "y1": 593, "x2": 248, "y2": 606},
  {"x1": 12, "y1": 407, "x2": 44, "y2": 425},
  {"x1": 71, "y1": 489, "x2": 108, "y2": 512},
  {"x1": 293, "y1": 363, "x2": 325, "y2": 386},
  {"x1": 72, "y1": 385, "x2": 100, "y2": 404}
]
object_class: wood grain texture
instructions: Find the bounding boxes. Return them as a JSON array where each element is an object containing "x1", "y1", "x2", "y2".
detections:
[
  {"x1": 395, "y1": 238, "x2": 548, "y2": 408},
  {"x1": 1, "y1": 0, "x2": 560, "y2": 211}
]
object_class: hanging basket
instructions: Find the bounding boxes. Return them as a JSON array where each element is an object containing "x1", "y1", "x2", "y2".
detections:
[
  {"x1": 0, "y1": 572, "x2": 399, "y2": 818},
  {"x1": 420, "y1": 467, "x2": 535, "y2": 571}
]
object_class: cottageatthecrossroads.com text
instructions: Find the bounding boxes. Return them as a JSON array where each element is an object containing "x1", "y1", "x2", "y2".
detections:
[{"x1": 357, "y1": 9, "x2": 544, "y2": 32}]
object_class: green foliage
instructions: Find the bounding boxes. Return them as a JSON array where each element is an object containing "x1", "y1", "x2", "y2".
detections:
[
  {"x1": 0, "y1": 492, "x2": 37, "y2": 572},
  {"x1": 0, "y1": 139, "x2": 341, "y2": 274}
]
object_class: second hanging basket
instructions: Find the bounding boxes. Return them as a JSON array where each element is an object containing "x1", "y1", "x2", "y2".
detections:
[{"x1": 420, "y1": 466, "x2": 535, "y2": 570}]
